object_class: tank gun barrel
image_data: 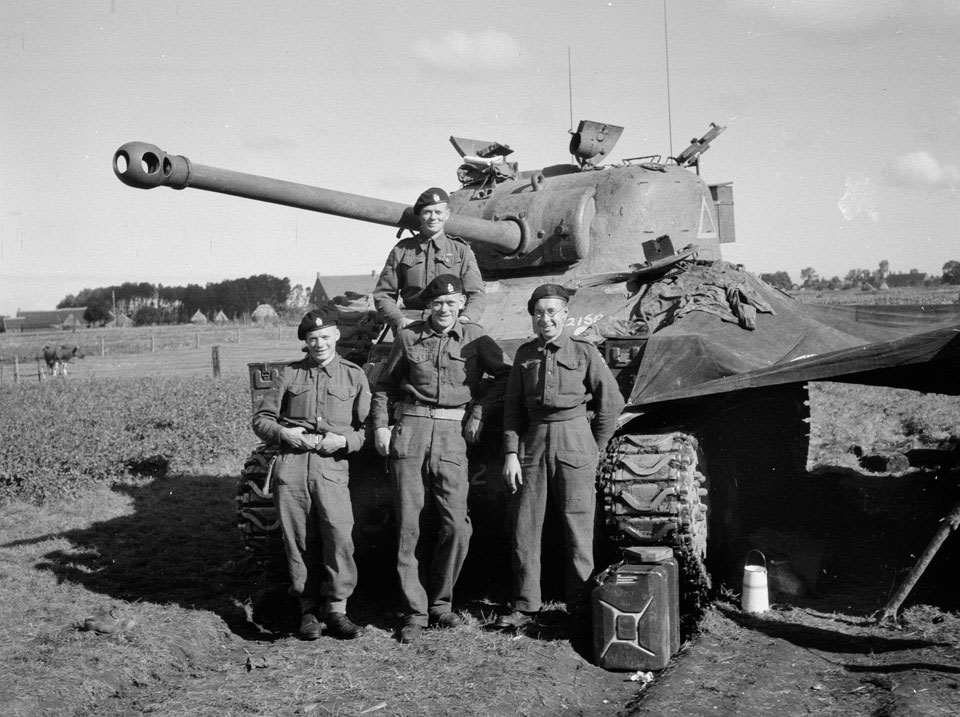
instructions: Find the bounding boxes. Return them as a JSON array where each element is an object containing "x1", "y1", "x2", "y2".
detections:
[{"x1": 112, "y1": 141, "x2": 522, "y2": 253}]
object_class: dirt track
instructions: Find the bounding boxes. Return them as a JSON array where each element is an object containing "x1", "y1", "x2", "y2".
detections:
[{"x1": 634, "y1": 604, "x2": 960, "y2": 716}]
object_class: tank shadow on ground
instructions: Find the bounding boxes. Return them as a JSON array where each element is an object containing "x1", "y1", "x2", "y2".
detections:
[
  {"x1": 23, "y1": 474, "x2": 286, "y2": 640},
  {"x1": 20, "y1": 473, "x2": 571, "y2": 644},
  {"x1": 716, "y1": 603, "x2": 950, "y2": 655}
]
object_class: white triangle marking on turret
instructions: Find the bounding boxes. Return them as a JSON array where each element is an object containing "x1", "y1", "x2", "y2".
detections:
[{"x1": 697, "y1": 195, "x2": 718, "y2": 239}]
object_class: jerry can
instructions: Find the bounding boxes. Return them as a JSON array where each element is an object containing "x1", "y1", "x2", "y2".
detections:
[{"x1": 592, "y1": 562, "x2": 673, "y2": 671}]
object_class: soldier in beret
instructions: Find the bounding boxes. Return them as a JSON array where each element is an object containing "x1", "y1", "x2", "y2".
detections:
[
  {"x1": 252, "y1": 306, "x2": 370, "y2": 641},
  {"x1": 372, "y1": 274, "x2": 511, "y2": 643},
  {"x1": 496, "y1": 284, "x2": 625, "y2": 632},
  {"x1": 373, "y1": 187, "x2": 486, "y2": 332}
]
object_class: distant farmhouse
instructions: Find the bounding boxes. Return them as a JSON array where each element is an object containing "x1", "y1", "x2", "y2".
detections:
[
  {"x1": 310, "y1": 272, "x2": 378, "y2": 307},
  {"x1": 0, "y1": 308, "x2": 88, "y2": 332},
  {"x1": 0, "y1": 315, "x2": 25, "y2": 332}
]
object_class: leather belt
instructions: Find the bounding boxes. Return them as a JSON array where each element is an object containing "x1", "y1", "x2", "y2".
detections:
[{"x1": 400, "y1": 402, "x2": 466, "y2": 421}]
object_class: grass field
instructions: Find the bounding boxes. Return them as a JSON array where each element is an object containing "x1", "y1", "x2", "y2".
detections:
[{"x1": 790, "y1": 285, "x2": 959, "y2": 305}]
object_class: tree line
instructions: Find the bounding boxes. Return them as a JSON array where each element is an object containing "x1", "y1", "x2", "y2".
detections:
[
  {"x1": 760, "y1": 260, "x2": 960, "y2": 292},
  {"x1": 57, "y1": 274, "x2": 306, "y2": 326}
]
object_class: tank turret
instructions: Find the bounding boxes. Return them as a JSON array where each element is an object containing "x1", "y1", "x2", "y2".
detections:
[{"x1": 114, "y1": 120, "x2": 733, "y2": 280}]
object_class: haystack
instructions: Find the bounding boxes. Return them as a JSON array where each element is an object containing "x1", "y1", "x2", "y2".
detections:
[{"x1": 252, "y1": 304, "x2": 278, "y2": 325}]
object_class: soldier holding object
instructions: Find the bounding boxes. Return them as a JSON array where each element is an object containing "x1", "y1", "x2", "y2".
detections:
[
  {"x1": 373, "y1": 187, "x2": 485, "y2": 331},
  {"x1": 497, "y1": 284, "x2": 625, "y2": 631},
  {"x1": 252, "y1": 307, "x2": 370, "y2": 641},
  {"x1": 373, "y1": 274, "x2": 511, "y2": 643}
]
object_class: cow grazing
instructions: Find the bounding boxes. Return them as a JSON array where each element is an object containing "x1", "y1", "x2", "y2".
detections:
[{"x1": 41, "y1": 344, "x2": 84, "y2": 378}]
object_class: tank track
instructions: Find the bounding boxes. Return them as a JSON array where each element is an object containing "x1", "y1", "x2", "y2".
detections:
[
  {"x1": 235, "y1": 443, "x2": 285, "y2": 573},
  {"x1": 600, "y1": 431, "x2": 711, "y2": 617}
]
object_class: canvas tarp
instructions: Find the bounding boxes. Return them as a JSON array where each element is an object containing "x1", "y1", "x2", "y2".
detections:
[{"x1": 627, "y1": 263, "x2": 960, "y2": 407}]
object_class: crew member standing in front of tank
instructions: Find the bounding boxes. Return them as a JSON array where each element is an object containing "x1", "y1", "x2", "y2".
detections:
[
  {"x1": 496, "y1": 284, "x2": 625, "y2": 632},
  {"x1": 252, "y1": 307, "x2": 369, "y2": 641},
  {"x1": 373, "y1": 187, "x2": 485, "y2": 332},
  {"x1": 372, "y1": 274, "x2": 511, "y2": 644}
]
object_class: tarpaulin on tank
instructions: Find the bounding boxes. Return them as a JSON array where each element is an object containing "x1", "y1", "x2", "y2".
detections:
[{"x1": 629, "y1": 263, "x2": 960, "y2": 406}]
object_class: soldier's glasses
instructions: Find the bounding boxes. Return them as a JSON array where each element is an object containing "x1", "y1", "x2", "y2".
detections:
[{"x1": 533, "y1": 309, "x2": 564, "y2": 318}]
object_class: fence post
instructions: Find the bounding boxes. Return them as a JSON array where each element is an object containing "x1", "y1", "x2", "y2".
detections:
[
  {"x1": 14, "y1": 356, "x2": 20, "y2": 383},
  {"x1": 277, "y1": 323, "x2": 281, "y2": 343},
  {"x1": 100, "y1": 335, "x2": 105, "y2": 357},
  {"x1": 237, "y1": 326, "x2": 241, "y2": 344},
  {"x1": 37, "y1": 357, "x2": 44, "y2": 381},
  {"x1": 151, "y1": 335, "x2": 156, "y2": 352},
  {"x1": 196, "y1": 332, "x2": 200, "y2": 349},
  {"x1": 212, "y1": 345, "x2": 221, "y2": 378}
]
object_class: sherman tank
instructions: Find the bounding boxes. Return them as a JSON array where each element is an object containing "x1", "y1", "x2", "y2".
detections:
[{"x1": 113, "y1": 122, "x2": 960, "y2": 615}]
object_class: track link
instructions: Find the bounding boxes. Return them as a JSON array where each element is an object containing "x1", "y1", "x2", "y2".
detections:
[{"x1": 601, "y1": 430, "x2": 712, "y2": 616}]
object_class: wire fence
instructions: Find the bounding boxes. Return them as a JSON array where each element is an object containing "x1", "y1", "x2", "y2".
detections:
[{"x1": 0, "y1": 324, "x2": 303, "y2": 385}]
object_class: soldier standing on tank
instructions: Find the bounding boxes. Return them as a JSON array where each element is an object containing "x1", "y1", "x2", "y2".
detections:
[
  {"x1": 372, "y1": 274, "x2": 511, "y2": 643},
  {"x1": 496, "y1": 284, "x2": 625, "y2": 632},
  {"x1": 252, "y1": 307, "x2": 370, "y2": 641},
  {"x1": 373, "y1": 187, "x2": 485, "y2": 332}
]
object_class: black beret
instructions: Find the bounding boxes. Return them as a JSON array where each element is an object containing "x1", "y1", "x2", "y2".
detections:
[
  {"x1": 527, "y1": 284, "x2": 570, "y2": 315},
  {"x1": 297, "y1": 306, "x2": 338, "y2": 340},
  {"x1": 419, "y1": 274, "x2": 464, "y2": 303},
  {"x1": 413, "y1": 187, "x2": 449, "y2": 215}
]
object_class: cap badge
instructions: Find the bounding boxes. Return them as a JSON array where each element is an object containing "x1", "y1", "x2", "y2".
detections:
[
  {"x1": 446, "y1": 283, "x2": 454, "y2": 293},
  {"x1": 315, "y1": 317, "x2": 323, "y2": 326}
]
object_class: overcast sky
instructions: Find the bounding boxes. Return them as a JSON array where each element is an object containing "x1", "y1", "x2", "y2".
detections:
[{"x1": 2, "y1": 0, "x2": 959, "y2": 315}]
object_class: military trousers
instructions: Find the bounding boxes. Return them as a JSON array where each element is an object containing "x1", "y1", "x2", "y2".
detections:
[
  {"x1": 273, "y1": 448, "x2": 357, "y2": 615},
  {"x1": 510, "y1": 415, "x2": 599, "y2": 614},
  {"x1": 390, "y1": 414, "x2": 472, "y2": 625}
]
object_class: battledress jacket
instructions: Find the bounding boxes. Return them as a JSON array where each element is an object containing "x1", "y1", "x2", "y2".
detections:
[
  {"x1": 503, "y1": 332, "x2": 624, "y2": 453},
  {"x1": 252, "y1": 353, "x2": 370, "y2": 455},
  {"x1": 371, "y1": 320, "x2": 511, "y2": 428},
  {"x1": 373, "y1": 231, "x2": 486, "y2": 327}
]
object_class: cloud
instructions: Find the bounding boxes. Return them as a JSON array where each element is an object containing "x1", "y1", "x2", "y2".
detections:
[
  {"x1": 413, "y1": 31, "x2": 522, "y2": 72},
  {"x1": 884, "y1": 151, "x2": 960, "y2": 190}
]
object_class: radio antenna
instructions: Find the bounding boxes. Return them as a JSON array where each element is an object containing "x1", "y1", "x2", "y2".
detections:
[
  {"x1": 663, "y1": 0, "x2": 674, "y2": 158},
  {"x1": 567, "y1": 46, "x2": 574, "y2": 132}
]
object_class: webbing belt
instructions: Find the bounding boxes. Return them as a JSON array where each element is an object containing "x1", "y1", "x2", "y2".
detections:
[{"x1": 399, "y1": 402, "x2": 466, "y2": 421}]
